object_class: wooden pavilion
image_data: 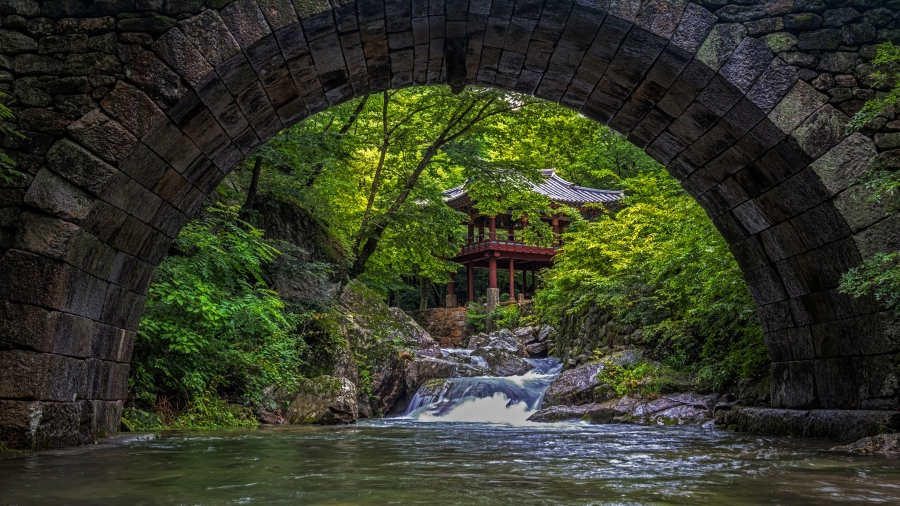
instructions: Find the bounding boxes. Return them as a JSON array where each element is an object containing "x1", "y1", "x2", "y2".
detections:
[{"x1": 442, "y1": 169, "x2": 624, "y2": 310}]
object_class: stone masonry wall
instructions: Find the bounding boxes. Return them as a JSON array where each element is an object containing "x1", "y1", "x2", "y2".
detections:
[
  {"x1": 411, "y1": 307, "x2": 470, "y2": 347},
  {"x1": 0, "y1": 0, "x2": 899, "y2": 449}
]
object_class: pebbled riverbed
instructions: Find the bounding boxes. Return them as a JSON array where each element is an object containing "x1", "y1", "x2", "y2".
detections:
[{"x1": 1, "y1": 421, "x2": 899, "y2": 505}]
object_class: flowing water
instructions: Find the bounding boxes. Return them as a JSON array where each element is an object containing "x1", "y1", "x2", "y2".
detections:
[{"x1": 2, "y1": 358, "x2": 900, "y2": 505}]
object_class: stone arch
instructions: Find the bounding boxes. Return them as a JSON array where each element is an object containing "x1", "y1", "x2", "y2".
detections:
[{"x1": 1, "y1": 0, "x2": 899, "y2": 449}]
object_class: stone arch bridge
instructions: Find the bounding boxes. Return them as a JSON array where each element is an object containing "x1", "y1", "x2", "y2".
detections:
[{"x1": 1, "y1": 0, "x2": 899, "y2": 449}]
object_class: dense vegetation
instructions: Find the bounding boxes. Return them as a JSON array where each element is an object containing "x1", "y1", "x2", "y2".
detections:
[
  {"x1": 124, "y1": 85, "x2": 777, "y2": 427},
  {"x1": 534, "y1": 170, "x2": 768, "y2": 389}
]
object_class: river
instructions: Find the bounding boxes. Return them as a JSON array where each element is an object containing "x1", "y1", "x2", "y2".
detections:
[{"x1": 2, "y1": 355, "x2": 900, "y2": 504}]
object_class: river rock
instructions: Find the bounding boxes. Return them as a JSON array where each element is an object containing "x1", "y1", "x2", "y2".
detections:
[
  {"x1": 541, "y1": 361, "x2": 605, "y2": 407},
  {"x1": 278, "y1": 376, "x2": 358, "y2": 425},
  {"x1": 405, "y1": 357, "x2": 459, "y2": 392},
  {"x1": 528, "y1": 393, "x2": 720, "y2": 425},
  {"x1": 456, "y1": 362, "x2": 494, "y2": 377},
  {"x1": 831, "y1": 433, "x2": 900, "y2": 453},
  {"x1": 367, "y1": 355, "x2": 407, "y2": 417},
  {"x1": 492, "y1": 357, "x2": 534, "y2": 376},
  {"x1": 526, "y1": 403, "x2": 616, "y2": 423}
]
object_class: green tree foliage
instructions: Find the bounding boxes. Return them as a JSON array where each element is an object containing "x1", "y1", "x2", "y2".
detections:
[
  {"x1": 132, "y1": 204, "x2": 308, "y2": 422},
  {"x1": 231, "y1": 87, "x2": 552, "y2": 294},
  {"x1": 842, "y1": 42, "x2": 900, "y2": 314},
  {"x1": 483, "y1": 100, "x2": 659, "y2": 188},
  {"x1": 535, "y1": 169, "x2": 768, "y2": 388}
]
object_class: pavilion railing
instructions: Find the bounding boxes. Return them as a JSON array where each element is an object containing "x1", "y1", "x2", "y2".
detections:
[{"x1": 461, "y1": 234, "x2": 561, "y2": 254}]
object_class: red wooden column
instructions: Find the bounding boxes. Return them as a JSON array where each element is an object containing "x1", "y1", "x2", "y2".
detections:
[
  {"x1": 489, "y1": 216, "x2": 496, "y2": 241},
  {"x1": 508, "y1": 258, "x2": 515, "y2": 299},
  {"x1": 467, "y1": 261, "x2": 475, "y2": 302}
]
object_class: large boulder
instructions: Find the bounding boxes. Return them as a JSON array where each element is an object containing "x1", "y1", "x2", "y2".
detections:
[
  {"x1": 253, "y1": 197, "x2": 348, "y2": 305},
  {"x1": 271, "y1": 376, "x2": 358, "y2": 425},
  {"x1": 329, "y1": 281, "x2": 442, "y2": 416},
  {"x1": 366, "y1": 355, "x2": 408, "y2": 417},
  {"x1": 528, "y1": 393, "x2": 720, "y2": 425},
  {"x1": 541, "y1": 349, "x2": 644, "y2": 408},
  {"x1": 541, "y1": 362, "x2": 605, "y2": 407},
  {"x1": 405, "y1": 357, "x2": 459, "y2": 393},
  {"x1": 468, "y1": 328, "x2": 534, "y2": 376},
  {"x1": 832, "y1": 433, "x2": 900, "y2": 453}
]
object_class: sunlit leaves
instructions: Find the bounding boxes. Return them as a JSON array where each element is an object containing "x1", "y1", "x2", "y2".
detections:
[
  {"x1": 535, "y1": 169, "x2": 768, "y2": 389},
  {"x1": 134, "y1": 204, "x2": 307, "y2": 406}
]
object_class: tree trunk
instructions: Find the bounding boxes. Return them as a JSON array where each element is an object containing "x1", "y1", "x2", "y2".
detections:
[
  {"x1": 242, "y1": 155, "x2": 262, "y2": 214},
  {"x1": 419, "y1": 277, "x2": 428, "y2": 310}
]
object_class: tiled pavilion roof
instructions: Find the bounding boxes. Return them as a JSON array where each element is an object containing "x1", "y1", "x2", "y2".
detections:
[{"x1": 443, "y1": 169, "x2": 624, "y2": 207}]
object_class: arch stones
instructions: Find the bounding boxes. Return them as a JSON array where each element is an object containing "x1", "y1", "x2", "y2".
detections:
[{"x1": 1, "y1": 0, "x2": 899, "y2": 449}]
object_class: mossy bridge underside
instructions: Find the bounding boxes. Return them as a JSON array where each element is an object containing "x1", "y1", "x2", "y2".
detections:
[{"x1": 1, "y1": 0, "x2": 899, "y2": 449}]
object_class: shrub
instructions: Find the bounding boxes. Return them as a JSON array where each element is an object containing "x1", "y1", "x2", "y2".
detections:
[{"x1": 132, "y1": 204, "x2": 308, "y2": 415}]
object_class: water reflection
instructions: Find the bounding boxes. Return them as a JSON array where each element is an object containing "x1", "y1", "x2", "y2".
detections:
[{"x1": 1, "y1": 422, "x2": 899, "y2": 505}]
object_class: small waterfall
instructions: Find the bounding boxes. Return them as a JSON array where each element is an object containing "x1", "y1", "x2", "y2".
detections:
[{"x1": 403, "y1": 357, "x2": 561, "y2": 424}]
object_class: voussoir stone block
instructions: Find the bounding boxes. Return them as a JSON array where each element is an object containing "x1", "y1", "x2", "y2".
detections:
[{"x1": 67, "y1": 108, "x2": 139, "y2": 164}]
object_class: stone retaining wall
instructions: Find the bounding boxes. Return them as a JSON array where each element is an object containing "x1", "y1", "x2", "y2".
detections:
[
  {"x1": 0, "y1": 0, "x2": 898, "y2": 449},
  {"x1": 411, "y1": 307, "x2": 470, "y2": 347}
]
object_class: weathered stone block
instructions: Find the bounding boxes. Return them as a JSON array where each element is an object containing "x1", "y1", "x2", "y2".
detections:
[
  {"x1": 809, "y1": 132, "x2": 876, "y2": 194},
  {"x1": 0, "y1": 29, "x2": 38, "y2": 55},
  {"x1": 767, "y1": 80, "x2": 828, "y2": 134},
  {"x1": 46, "y1": 139, "x2": 120, "y2": 196},
  {"x1": 123, "y1": 50, "x2": 186, "y2": 106},
  {"x1": 67, "y1": 109, "x2": 138, "y2": 164},
  {"x1": 771, "y1": 361, "x2": 819, "y2": 408},
  {"x1": 100, "y1": 81, "x2": 164, "y2": 139},
  {"x1": 152, "y1": 28, "x2": 214, "y2": 87},
  {"x1": 0, "y1": 350, "x2": 84, "y2": 402},
  {"x1": 696, "y1": 22, "x2": 748, "y2": 72},
  {"x1": 0, "y1": 0, "x2": 40, "y2": 17},
  {"x1": 817, "y1": 51, "x2": 858, "y2": 73},
  {"x1": 852, "y1": 212, "x2": 900, "y2": 259},
  {"x1": 39, "y1": 34, "x2": 88, "y2": 54},
  {"x1": 842, "y1": 23, "x2": 876, "y2": 46},
  {"x1": 784, "y1": 13, "x2": 823, "y2": 30},
  {"x1": 788, "y1": 105, "x2": 848, "y2": 159},
  {"x1": 797, "y1": 28, "x2": 841, "y2": 50},
  {"x1": 0, "y1": 400, "x2": 82, "y2": 450},
  {"x1": 23, "y1": 169, "x2": 98, "y2": 223}
]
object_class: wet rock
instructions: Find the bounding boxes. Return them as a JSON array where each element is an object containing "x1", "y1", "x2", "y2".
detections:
[
  {"x1": 528, "y1": 393, "x2": 720, "y2": 425},
  {"x1": 526, "y1": 403, "x2": 616, "y2": 423},
  {"x1": 275, "y1": 376, "x2": 358, "y2": 425},
  {"x1": 526, "y1": 342, "x2": 547, "y2": 356},
  {"x1": 541, "y1": 362, "x2": 604, "y2": 407},
  {"x1": 405, "y1": 357, "x2": 458, "y2": 393},
  {"x1": 367, "y1": 355, "x2": 406, "y2": 417},
  {"x1": 456, "y1": 362, "x2": 494, "y2": 377},
  {"x1": 831, "y1": 433, "x2": 900, "y2": 453},
  {"x1": 491, "y1": 357, "x2": 534, "y2": 377},
  {"x1": 542, "y1": 349, "x2": 643, "y2": 408},
  {"x1": 717, "y1": 406, "x2": 900, "y2": 441}
]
